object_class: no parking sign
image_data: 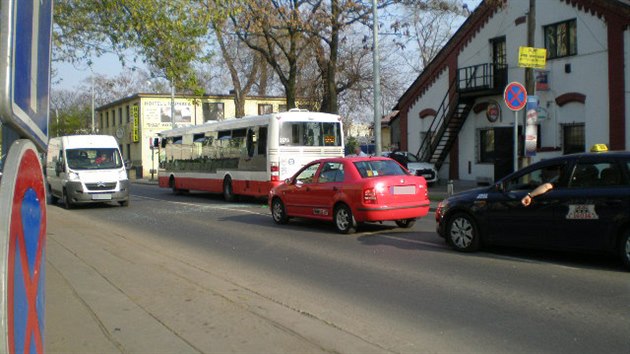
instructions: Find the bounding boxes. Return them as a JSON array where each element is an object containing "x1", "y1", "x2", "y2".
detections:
[{"x1": 0, "y1": 139, "x2": 47, "y2": 354}]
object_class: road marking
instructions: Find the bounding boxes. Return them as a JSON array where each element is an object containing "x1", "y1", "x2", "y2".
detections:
[{"x1": 133, "y1": 195, "x2": 269, "y2": 216}]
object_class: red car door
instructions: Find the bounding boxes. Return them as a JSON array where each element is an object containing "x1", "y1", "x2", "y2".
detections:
[
  {"x1": 282, "y1": 162, "x2": 321, "y2": 217},
  {"x1": 307, "y1": 161, "x2": 346, "y2": 219}
]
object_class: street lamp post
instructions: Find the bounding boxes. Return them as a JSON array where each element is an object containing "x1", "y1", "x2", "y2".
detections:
[
  {"x1": 170, "y1": 81, "x2": 175, "y2": 128},
  {"x1": 372, "y1": 0, "x2": 382, "y2": 156},
  {"x1": 91, "y1": 72, "x2": 95, "y2": 133}
]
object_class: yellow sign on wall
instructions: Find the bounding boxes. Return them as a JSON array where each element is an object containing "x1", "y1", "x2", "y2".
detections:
[
  {"x1": 132, "y1": 105, "x2": 139, "y2": 142},
  {"x1": 518, "y1": 46, "x2": 547, "y2": 69}
]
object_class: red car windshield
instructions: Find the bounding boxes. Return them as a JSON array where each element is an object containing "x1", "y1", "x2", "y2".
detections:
[{"x1": 353, "y1": 160, "x2": 407, "y2": 178}]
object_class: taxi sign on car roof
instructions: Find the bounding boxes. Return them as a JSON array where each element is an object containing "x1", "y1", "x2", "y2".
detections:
[{"x1": 590, "y1": 144, "x2": 608, "y2": 152}]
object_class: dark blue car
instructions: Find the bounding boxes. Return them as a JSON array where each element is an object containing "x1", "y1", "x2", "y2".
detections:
[{"x1": 436, "y1": 150, "x2": 630, "y2": 270}]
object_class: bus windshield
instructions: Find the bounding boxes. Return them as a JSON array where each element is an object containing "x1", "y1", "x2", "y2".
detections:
[
  {"x1": 66, "y1": 148, "x2": 123, "y2": 170},
  {"x1": 279, "y1": 121, "x2": 342, "y2": 147}
]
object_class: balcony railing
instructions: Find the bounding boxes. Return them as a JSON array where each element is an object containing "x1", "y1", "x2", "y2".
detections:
[{"x1": 457, "y1": 63, "x2": 507, "y2": 95}]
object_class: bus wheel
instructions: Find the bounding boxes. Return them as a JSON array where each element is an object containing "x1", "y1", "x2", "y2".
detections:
[
  {"x1": 170, "y1": 176, "x2": 185, "y2": 195},
  {"x1": 223, "y1": 176, "x2": 236, "y2": 202}
]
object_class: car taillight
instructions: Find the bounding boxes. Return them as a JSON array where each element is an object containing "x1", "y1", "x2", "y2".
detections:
[
  {"x1": 363, "y1": 188, "x2": 377, "y2": 204},
  {"x1": 421, "y1": 184, "x2": 428, "y2": 199},
  {"x1": 270, "y1": 162, "x2": 279, "y2": 181}
]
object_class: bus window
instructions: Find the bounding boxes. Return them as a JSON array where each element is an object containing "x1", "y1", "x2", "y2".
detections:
[
  {"x1": 280, "y1": 122, "x2": 342, "y2": 147},
  {"x1": 246, "y1": 129, "x2": 255, "y2": 158},
  {"x1": 258, "y1": 127, "x2": 268, "y2": 155}
]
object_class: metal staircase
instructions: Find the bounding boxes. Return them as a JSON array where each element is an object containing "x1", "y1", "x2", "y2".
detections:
[{"x1": 416, "y1": 78, "x2": 475, "y2": 171}]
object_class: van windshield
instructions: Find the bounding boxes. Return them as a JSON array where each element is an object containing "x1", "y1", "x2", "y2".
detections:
[{"x1": 66, "y1": 148, "x2": 123, "y2": 170}]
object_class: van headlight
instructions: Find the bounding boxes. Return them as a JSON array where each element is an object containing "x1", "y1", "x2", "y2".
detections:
[
  {"x1": 68, "y1": 171, "x2": 80, "y2": 182},
  {"x1": 118, "y1": 169, "x2": 128, "y2": 180}
]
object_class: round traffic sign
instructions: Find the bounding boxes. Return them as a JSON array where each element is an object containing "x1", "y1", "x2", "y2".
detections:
[
  {"x1": 504, "y1": 82, "x2": 527, "y2": 111},
  {"x1": 0, "y1": 139, "x2": 47, "y2": 354}
]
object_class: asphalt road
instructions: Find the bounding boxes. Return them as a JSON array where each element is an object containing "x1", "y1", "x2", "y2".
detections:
[{"x1": 45, "y1": 182, "x2": 630, "y2": 353}]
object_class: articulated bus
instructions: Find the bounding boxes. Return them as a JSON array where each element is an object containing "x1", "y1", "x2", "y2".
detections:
[{"x1": 158, "y1": 110, "x2": 344, "y2": 201}]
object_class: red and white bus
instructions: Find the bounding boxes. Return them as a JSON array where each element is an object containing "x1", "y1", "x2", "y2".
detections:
[{"x1": 157, "y1": 110, "x2": 344, "y2": 201}]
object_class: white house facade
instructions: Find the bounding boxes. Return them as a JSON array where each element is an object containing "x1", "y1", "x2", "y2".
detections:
[{"x1": 395, "y1": 0, "x2": 630, "y2": 184}]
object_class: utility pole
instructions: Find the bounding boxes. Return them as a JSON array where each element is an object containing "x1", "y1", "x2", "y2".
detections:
[
  {"x1": 170, "y1": 81, "x2": 175, "y2": 128},
  {"x1": 525, "y1": 0, "x2": 536, "y2": 95},
  {"x1": 91, "y1": 73, "x2": 95, "y2": 133},
  {"x1": 524, "y1": 0, "x2": 536, "y2": 168},
  {"x1": 372, "y1": 0, "x2": 382, "y2": 156}
]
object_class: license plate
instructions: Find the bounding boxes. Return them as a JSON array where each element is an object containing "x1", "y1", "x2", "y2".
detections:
[
  {"x1": 92, "y1": 194, "x2": 112, "y2": 200},
  {"x1": 392, "y1": 185, "x2": 415, "y2": 195}
]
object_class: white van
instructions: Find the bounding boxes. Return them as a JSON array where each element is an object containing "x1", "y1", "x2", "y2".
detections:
[{"x1": 46, "y1": 135, "x2": 130, "y2": 208}]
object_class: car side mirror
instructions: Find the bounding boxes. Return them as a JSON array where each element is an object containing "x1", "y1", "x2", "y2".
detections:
[
  {"x1": 495, "y1": 182, "x2": 505, "y2": 192},
  {"x1": 124, "y1": 160, "x2": 133, "y2": 170},
  {"x1": 284, "y1": 178, "x2": 292, "y2": 184}
]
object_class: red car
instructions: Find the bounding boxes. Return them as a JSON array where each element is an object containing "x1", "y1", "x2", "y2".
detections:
[{"x1": 268, "y1": 156, "x2": 430, "y2": 233}]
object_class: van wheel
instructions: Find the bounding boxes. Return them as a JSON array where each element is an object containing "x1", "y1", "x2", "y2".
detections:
[
  {"x1": 48, "y1": 184, "x2": 59, "y2": 205},
  {"x1": 62, "y1": 188, "x2": 74, "y2": 209},
  {"x1": 620, "y1": 229, "x2": 630, "y2": 270},
  {"x1": 223, "y1": 177, "x2": 236, "y2": 202}
]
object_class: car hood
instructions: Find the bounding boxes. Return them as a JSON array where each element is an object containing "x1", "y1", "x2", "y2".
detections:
[{"x1": 407, "y1": 162, "x2": 436, "y2": 170}]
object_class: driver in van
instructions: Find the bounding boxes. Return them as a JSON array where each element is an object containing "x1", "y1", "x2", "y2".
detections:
[{"x1": 95, "y1": 152, "x2": 110, "y2": 164}]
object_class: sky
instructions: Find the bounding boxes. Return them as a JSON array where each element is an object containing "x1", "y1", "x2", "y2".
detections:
[
  {"x1": 54, "y1": 53, "x2": 130, "y2": 90},
  {"x1": 52, "y1": 0, "x2": 484, "y2": 91}
]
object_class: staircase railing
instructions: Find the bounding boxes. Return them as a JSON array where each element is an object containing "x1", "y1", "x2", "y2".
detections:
[{"x1": 416, "y1": 76, "x2": 458, "y2": 162}]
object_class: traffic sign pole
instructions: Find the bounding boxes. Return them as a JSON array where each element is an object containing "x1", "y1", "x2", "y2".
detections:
[
  {"x1": 514, "y1": 111, "x2": 518, "y2": 172},
  {"x1": 0, "y1": 0, "x2": 53, "y2": 152},
  {"x1": 0, "y1": 139, "x2": 47, "y2": 354},
  {"x1": 504, "y1": 82, "x2": 528, "y2": 173}
]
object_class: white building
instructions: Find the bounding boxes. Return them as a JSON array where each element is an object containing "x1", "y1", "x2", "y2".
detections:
[{"x1": 394, "y1": 0, "x2": 630, "y2": 184}]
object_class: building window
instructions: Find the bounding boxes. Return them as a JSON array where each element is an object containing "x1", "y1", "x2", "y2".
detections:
[
  {"x1": 119, "y1": 107, "x2": 123, "y2": 125},
  {"x1": 100, "y1": 113, "x2": 104, "y2": 130},
  {"x1": 258, "y1": 104, "x2": 273, "y2": 115},
  {"x1": 106, "y1": 112, "x2": 109, "y2": 128},
  {"x1": 490, "y1": 36, "x2": 506, "y2": 66},
  {"x1": 479, "y1": 129, "x2": 495, "y2": 163},
  {"x1": 112, "y1": 110, "x2": 116, "y2": 127},
  {"x1": 279, "y1": 104, "x2": 287, "y2": 112},
  {"x1": 126, "y1": 105, "x2": 130, "y2": 123},
  {"x1": 203, "y1": 102, "x2": 224, "y2": 121},
  {"x1": 562, "y1": 123, "x2": 584, "y2": 154},
  {"x1": 126, "y1": 144, "x2": 131, "y2": 161},
  {"x1": 544, "y1": 19, "x2": 577, "y2": 59}
]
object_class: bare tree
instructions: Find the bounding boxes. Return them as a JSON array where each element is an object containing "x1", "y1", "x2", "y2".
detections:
[{"x1": 390, "y1": 0, "x2": 467, "y2": 73}]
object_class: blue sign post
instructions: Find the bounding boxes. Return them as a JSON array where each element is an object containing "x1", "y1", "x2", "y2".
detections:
[
  {"x1": 0, "y1": 0, "x2": 53, "y2": 151},
  {"x1": 0, "y1": 140, "x2": 47, "y2": 354},
  {"x1": 504, "y1": 82, "x2": 527, "y2": 173},
  {"x1": 0, "y1": 1, "x2": 53, "y2": 353}
]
